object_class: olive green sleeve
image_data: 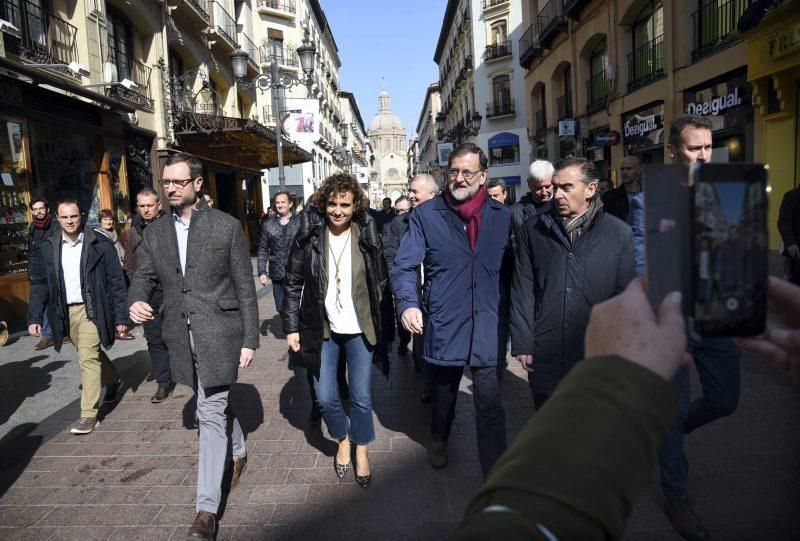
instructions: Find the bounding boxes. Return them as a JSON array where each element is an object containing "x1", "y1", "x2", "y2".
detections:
[{"x1": 451, "y1": 355, "x2": 677, "y2": 541}]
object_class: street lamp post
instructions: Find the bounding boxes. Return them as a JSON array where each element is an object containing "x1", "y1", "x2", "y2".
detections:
[
  {"x1": 435, "y1": 111, "x2": 482, "y2": 143},
  {"x1": 334, "y1": 122, "x2": 354, "y2": 173},
  {"x1": 230, "y1": 36, "x2": 316, "y2": 191}
]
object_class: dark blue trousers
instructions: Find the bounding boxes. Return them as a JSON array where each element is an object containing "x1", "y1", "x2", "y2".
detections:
[{"x1": 658, "y1": 335, "x2": 741, "y2": 501}]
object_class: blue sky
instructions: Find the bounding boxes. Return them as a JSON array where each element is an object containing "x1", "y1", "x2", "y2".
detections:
[{"x1": 324, "y1": 0, "x2": 447, "y2": 138}]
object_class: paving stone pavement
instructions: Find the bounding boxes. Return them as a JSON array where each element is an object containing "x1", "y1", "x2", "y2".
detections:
[{"x1": 0, "y1": 280, "x2": 798, "y2": 540}]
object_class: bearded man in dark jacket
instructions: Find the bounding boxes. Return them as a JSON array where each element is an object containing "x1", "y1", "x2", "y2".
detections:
[
  {"x1": 122, "y1": 187, "x2": 172, "y2": 403},
  {"x1": 27, "y1": 198, "x2": 58, "y2": 350},
  {"x1": 511, "y1": 157, "x2": 635, "y2": 409}
]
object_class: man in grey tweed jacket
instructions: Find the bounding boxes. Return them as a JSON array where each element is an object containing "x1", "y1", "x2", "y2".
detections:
[{"x1": 128, "y1": 153, "x2": 259, "y2": 540}]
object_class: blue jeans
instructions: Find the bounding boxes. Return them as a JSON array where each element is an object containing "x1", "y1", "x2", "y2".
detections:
[
  {"x1": 41, "y1": 304, "x2": 52, "y2": 339},
  {"x1": 314, "y1": 333, "x2": 375, "y2": 445},
  {"x1": 659, "y1": 335, "x2": 740, "y2": 501},
  {"x1": 272, "y1": 280, "x2": 285, "y2": 313}
]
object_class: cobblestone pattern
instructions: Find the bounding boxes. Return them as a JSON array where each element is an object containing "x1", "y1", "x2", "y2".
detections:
[{"x1": 1, "y1": 288, "x2": 798, "y2": 540}]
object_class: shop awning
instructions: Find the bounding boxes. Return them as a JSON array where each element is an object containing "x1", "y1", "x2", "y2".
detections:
[
  {"x1": 496, "y1": 175, "x2": 521, "y2": 185},
  {"x1": 488, "y1": 132, "x2": 519, "y2": 148},
  {"x1": 174, "y1": 113, "x2": 312, "y2": 172}
]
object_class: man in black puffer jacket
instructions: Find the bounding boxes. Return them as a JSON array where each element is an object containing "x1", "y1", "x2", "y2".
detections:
[
  {"x1": 257, "y1": 191, "x2": 300, "y2": 313},
  {"x1": 511, "y1": 158, "x2": 634, "y2": 409}
]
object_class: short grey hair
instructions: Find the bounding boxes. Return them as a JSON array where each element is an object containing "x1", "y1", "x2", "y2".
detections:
[
  {"x1": 528, "y1": 160, "x2": 554, "y2": 182},
  {"x1": 410, "y1": 173, "x2": 439, "y2": 195}
]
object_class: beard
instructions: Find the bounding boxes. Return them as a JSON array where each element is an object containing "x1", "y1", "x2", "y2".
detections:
[
  {"x1": 171, "y1": 189, "x2": 198, "y2": 212},
  {"x1": 448, "y1": 179, "x2": 481, "y2": 202}
]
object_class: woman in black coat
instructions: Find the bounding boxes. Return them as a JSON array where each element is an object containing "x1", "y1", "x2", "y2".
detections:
[{"x1": 283, "y1": 173, "x2": 391, "y2": 488}]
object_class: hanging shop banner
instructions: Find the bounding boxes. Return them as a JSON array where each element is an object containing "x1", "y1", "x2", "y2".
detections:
[
  {"x1": 283, "y1": 99, "x2": 320, "y2": 148},
  {"x1": 594, "y1": 130, "x2": 619, "y2": 146},
  {"x1": 437, "y1": 142, "x2": 454, "y2": 167},
  {"x1": 683, "y1": 70, "x2": 753, "y2": 132},
  {"x1": 623, "y1": 103, "x2": 664, "y2": 153}
]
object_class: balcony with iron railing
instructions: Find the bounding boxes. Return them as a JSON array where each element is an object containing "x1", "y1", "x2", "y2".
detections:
[
  {"x1": 564, "y1": 0, "x2": 590, "y2": 19},
  {"x1": 692, "y1": 0, "x2": 751, "y2": 62},
  {"x1": 259, "y1": 46, "x2": 299, "y2": 69},
  {"x1": 537, "y1": 1, "x2": 567, "y2": 49},
  {"x1": 486, "y1": 98, "x2": 515, "y2": 118},
  {"x1": 210, "y1": 1, "x2": 237, "y2": 51},
  {"x1": 481, "y1": 0, "x2": 509, "y2": 10},
  {"x1": 535, "y1": 109, "x2": 547, "y2": 135},
  {"x1": 0, "y1": 0, "x2": 79, "y2": 75},
  {"x1": 585, "y1": 72, "x2": 610, "y2": 114},
  {"x1": 105, "y1": 50, "x2": 153, "y2": 108},
  {"x1": 556, "y1": 90, "x2": 572, "y2": 119},
  {"x1": 484, "y1": 40, "x2": 512, "y2": 62},
  {"x1": 238, "y1": 31, "x2": 259, "y2": 74},
  {"x1": 255, "y1": 0, "x2": 296, "y2": 19},
  {"x1": 627, "y1": 35, "x2": 664, "y2": 92},
  {"x1": 519, "y1": 22, "x2": 544, "y2": 68}
]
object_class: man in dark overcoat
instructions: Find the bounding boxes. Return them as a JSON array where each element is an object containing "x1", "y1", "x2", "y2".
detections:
[
  {"x1": 128, "y1": 152, "x2": 259, "y2": 541},
  {"x1": 511, "y1": 157, "x2": 634, "y2": 409},
  {"x1": 393, "y1": 143, "x2": 513, "y2": 478}
]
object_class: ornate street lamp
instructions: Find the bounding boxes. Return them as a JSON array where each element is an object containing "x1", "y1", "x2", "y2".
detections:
[
  {"x1": 436, "y1": 111, "x2": 482, "y2": 143},
  {"x1": 229, "y1": 34, "x2": 317, "y2": 190}
]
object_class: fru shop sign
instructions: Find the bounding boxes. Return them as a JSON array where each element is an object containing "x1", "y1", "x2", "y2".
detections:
[{"x1": 686, "y1": 87, "x2": 743, "y2": 116}]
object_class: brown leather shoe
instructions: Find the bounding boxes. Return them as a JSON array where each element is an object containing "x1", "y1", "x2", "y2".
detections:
[
  {"x1": 186, "y1": 511, "x2": 215, "y2": 540},
  {"x1": 151, "y1": 383, "x2": 175, "y2": 403},
  {"x1": 230, "y1": 456, "x2": 247, "y2": 489},
  {"x1": 665, "y1": 499, "x2": 710, "y2": 541},
  {"x1": 428, "y1": 440, "x2": 448, "y2": 469},
  {"x1": 34, "y1": 337, "x2": 54, "y2": 350}
]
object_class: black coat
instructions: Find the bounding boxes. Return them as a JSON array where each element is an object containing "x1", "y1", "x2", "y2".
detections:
[
  {"x1": 27, "y1": 216, "x2": 57, "y2": 277},
  {"x1": 778, "y1": 188, "x2": 800, "y2": 254},
  {"x1": 27, "y1": 226, "x2": 129, "y2": 352},
  {"x1": 510, "y1": 207, "x2": 635, "y2": 396},
  {"x1": 384, "y1": 212, "x2": 409, "y2": 270},
  {"x1": 510, "y1": 193, "x2": 552, "y2": 231},
  {"x1": 601, "y1": 185, "x2": 631, "y2": 222},
  {"x1": 282, "y1": 208, "x2": 392, "y2": 378},
  {"x1": 256, "y1": 214, "x2": 300, "y2": 281}
]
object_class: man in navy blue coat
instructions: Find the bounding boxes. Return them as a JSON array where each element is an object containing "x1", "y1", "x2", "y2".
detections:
[{"x1": 392, "y1": 143, "x2": 513, "y2": 477}]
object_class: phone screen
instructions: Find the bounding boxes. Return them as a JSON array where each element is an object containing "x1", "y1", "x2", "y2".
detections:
[{"x1": 692, "y1": 164, "x2": 767, "y2": 337}]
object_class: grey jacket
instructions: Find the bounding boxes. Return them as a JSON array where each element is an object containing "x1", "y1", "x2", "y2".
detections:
[{"x1": 127, "y1": 205, "x2": 259, "y2": 388}]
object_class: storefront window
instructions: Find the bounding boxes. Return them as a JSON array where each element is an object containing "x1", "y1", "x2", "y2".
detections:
[
  {"x1": 489, "y1": 132, "x2": 520, "y2": 166},
  {"x1": 29, "y1": 121, "x2": 98, "y2": 224},
  {"x1": 0, "y1": 115, "x2": 31, "y2": 275}
]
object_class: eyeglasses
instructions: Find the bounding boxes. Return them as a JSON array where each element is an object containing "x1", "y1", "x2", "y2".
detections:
[
  {"x1": 161, "y1": 178, "x2": 195, "y2": 189},
  {"x1": 448, "y1": 168, "x2": 484, "y2": 181}
]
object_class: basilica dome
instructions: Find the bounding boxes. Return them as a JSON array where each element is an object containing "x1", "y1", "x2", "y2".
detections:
[{"x1": 368, "y1": 90, "x2": 405, "y2": 133}]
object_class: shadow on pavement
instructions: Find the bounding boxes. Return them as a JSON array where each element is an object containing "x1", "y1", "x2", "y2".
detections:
[
  {"x1": 279, "y1": 362, "x2": 338, "y2": 457},
  {"x1": 0, "y1": 355, "x2": 66, "y2": 426},
  {"x1": 260, "y1": 314, "x2": 284, "y2": 339}
]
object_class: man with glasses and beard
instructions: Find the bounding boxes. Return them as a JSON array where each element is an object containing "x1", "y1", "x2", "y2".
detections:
[
  {"x1": 392, "y1": 143, "x2": 512, "y2": 478},
  {"x1": 128, "y1": 152, "x2": 259, "y2": 540}
]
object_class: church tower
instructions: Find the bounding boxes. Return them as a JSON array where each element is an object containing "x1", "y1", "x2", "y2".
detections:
[{"x1": 367, "y1": 89, "x2": 408, "y2": 202}]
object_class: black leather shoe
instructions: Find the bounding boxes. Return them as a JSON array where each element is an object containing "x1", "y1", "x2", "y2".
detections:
[
  {"x1": 186, "y1": 511, "x2": 216, "y2": 540},
  {"x1": 151, "y1": 383, "x2": 175, "y2": 403},
  {"x1": 665, "y1": 499, "x2": 710, "y2": 541},
  {"x1": 334, "y1": 455, "x2": 350, "y2": 479},
  {"x1": 428, "y1": 440, "x2": 448, "y2": 469}
]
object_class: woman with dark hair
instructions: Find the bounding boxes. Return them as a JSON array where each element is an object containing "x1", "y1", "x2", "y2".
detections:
[{"x1": 282, "y1": 173, "x2": 391, "y2": 488}]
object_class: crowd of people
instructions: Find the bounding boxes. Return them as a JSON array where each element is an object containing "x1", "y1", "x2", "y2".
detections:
[{"x1": 21, "y1": 115, "x2": 800, "y2": 541}]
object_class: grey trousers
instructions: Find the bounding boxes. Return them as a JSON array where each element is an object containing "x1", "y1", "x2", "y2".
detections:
[{"x1": 195, "y1": 382, "x2": 245, "y2": 514}]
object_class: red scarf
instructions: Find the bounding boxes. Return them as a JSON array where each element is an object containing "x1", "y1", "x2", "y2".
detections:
[
  {"x1": 444, "y1": 184, "x2": 486, "y2": 251},
  {"x1": 33, "y1": 212, "x2": 52, "y2": 230}
]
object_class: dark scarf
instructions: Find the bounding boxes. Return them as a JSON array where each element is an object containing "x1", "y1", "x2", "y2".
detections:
[
  {"x1": 444, "y1": 184, "x2": 487, "y2": 251},
  {"x1": 558, "y1": 197, "x2": 602, "y2": 245},
  {"x1": 33, "y1": 212, "x2": 52, "y2": 230}
]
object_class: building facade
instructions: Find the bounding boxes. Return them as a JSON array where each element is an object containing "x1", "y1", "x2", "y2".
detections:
[
  {"x1": 414, "y1": 82, "x2": 443, "y2": 184},
  {"x1": 0, "y1": 0, "x2": 370, "y2": 329},
  {"x1": 434, "y1": 0, "x2": 531, "y2": 202},
  {"x1": 518, "y1": 0, "x2": 797, "y2": 248},
  {"x1": 367, "y1": 89, "x2": 408, "y2": 202}
]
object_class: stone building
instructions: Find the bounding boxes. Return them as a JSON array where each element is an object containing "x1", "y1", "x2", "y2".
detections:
[{"x1": 367, "y1": 89, "x2": 408, "y2": 202}]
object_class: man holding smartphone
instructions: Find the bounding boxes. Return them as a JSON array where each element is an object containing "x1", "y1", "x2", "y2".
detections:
[{"x1": 659, "y1": 115, "x2": 741, "y2": 541}]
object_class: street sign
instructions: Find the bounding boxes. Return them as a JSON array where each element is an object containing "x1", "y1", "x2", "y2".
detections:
[{"x1": 558, "y1": 119, "x2": 579, "y2": 136}]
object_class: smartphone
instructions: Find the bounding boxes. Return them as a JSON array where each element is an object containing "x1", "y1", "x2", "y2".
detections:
[{"x1": 690, "y1": 163, "x2": 767, "y2": 337}]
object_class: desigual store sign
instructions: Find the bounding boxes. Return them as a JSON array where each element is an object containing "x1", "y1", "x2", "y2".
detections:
[
  {"x1": 683, "y1": 71, "x2": 753, "y2": 132},
  {"x1": 623, "y1": 102, "x2": 664, "y2": 154}
]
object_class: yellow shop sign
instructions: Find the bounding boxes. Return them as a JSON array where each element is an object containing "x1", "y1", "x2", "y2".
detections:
[{"x1": 768, "y1": 23, "x2": 800, "y2": 59}]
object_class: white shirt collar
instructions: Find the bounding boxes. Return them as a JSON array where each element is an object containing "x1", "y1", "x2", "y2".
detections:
[{"x1": 61, "y1": 231, "x2": 84, "y2": 247}]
